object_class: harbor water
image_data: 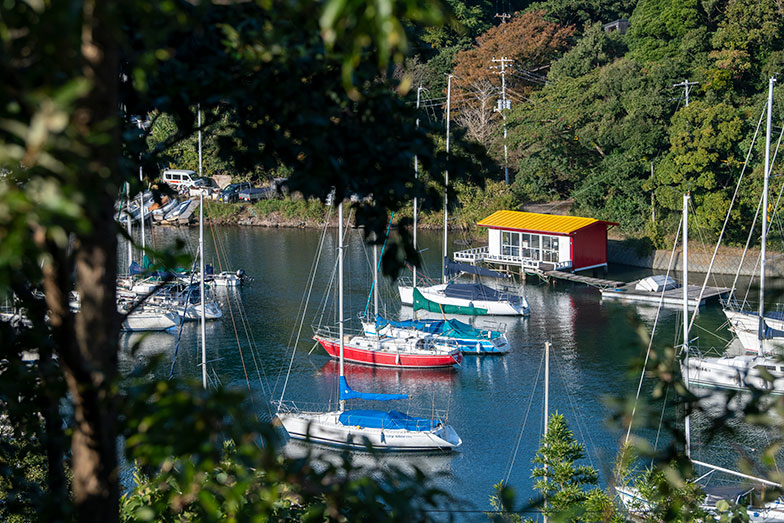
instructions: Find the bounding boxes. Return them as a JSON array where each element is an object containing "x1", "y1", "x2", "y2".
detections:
[{"x1": 119, "y1": 225, "x2": 784, "y2": 519}]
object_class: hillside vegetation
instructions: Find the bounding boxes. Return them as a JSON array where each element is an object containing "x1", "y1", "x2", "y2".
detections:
[{"x1": 154, "y1": 0, "x2": 784, "y2": 247}]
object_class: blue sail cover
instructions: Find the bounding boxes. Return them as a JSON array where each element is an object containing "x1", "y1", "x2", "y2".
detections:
[
  {"x1": 444, "y1": 256, "x2": 510, "y2": 279},
  {"x1": 338, "y1": 409, "x2": 438, "y2": 431},
  {"x1": 339, "y1": 376, "x2": 408, "y2": 401}
]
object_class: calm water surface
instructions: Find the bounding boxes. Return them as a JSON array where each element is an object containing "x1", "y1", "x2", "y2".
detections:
[{"x1": 119, "y1": 225, "x2": 783, "y2": 519}]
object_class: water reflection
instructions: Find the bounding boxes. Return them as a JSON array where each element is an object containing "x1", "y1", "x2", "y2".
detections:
[{"x1": 283, "y1": 439, "x2": 458, "y2": 479}]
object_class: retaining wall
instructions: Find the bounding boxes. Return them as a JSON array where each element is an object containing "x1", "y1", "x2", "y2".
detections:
[{"x1": 607, "y1": 239, "x2": 784, "y2": 277}]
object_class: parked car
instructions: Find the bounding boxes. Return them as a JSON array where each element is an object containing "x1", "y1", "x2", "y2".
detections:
[
  {"x1": 161, "y1": 169, "x2": 197, "y2": 189},
  {"x1": 188, "y1": 177, "x2": 220, "y2": 199},
  {"x1": 238, "y1": 186, "x2": 272, "y2": 202},
  {"x1": 218, "y1": 182, "x2": 252, "y2": 203}
]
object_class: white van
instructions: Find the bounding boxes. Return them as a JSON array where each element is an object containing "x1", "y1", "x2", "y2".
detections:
[{"x1": 161, "y1": 169, "x2": 197, "y2": 189}]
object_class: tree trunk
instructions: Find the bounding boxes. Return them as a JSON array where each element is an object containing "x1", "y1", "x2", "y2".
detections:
[{"x1": 57, "y1": 1, "x2": 122, "y2": 521}]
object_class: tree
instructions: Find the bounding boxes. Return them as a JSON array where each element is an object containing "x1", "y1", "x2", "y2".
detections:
[
  {"x1": 651, "y1": 100, "x2": 751, "y2": 241},
  {"x1": 530, "y1": 413, "x2": 618, "y2": 522},
  {"x1": 527, "y1": 0, "x2": 637, "y2": 30},
  {"x1": 626, "y1": 0, "x2": 703, "y2": 63},
  {"x1": 0, "y1": 0, "x2": 482, "y2": 520},
  {"x1": 450, "y1": 10, "x2": 573, "y2": 162}
]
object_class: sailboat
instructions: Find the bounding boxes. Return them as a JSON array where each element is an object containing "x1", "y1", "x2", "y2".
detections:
[
  {"x1": 363, "y1": 315, "x2": 510, "y2": 355},
  {"x1": 397, "y1": 77, "x2": 529, "y2": 318},
  {"x1": 687, "y1": 77, "x2": 784, "y2": 394},
  {"x1": 617, "y1": 193, "x2": 784, "y2": 520},
  {"x1": 275, "y1": 202, "x2": 462, "y2": 451}
]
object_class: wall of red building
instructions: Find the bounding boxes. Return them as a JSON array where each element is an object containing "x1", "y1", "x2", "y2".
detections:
[{"x1": 571, "y1": 223, "x2": 608, "y2": 270}]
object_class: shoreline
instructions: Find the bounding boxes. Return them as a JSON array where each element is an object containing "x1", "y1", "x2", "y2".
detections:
[{"x1": 194, "y1": 203, "x2": 775, "y2": 277}]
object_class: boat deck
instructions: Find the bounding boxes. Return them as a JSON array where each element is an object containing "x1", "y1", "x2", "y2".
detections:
[{"x1": 601, "y1": 283, "x2": 730, "y2": 308}]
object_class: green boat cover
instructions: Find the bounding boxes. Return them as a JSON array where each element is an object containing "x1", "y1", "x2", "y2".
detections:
[{"x1": 412, "y1": 288, "x2": 488, "y2": 315}]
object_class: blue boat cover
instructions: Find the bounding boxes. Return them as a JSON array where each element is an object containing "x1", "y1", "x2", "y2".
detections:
[
  {"x1": 129, "y1": 261, "x2": 143, "y2": 275},
  {"x1": 338, "y1": 409, "x2": 438, "y2": 431},
  {"x1": 339, "y1": 376, "x2": 408, "y2": 402},
  {"x1": 375, "y1": 315, "x2": 500, "y2": 340},
  {"x1": 444, "y1": 256, "x2": 509, "y2": 279},
  {"x1": 443, "y1": 282, "x2": 507, "y2": 301}
]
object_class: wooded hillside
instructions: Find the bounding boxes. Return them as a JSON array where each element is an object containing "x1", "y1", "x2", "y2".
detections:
[{"x1": 403, "y1": 0, "x2": 784, "y2": 245}]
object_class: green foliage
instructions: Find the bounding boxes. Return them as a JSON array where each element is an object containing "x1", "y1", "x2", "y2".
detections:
[
  {"x1": 549, "y1": 23, "x2": 627, "y2": 81},
  {"x1": 626, "y1": 0, "x2": 702, "y2": 62},
  {"x1": 0, "y1": 436, "x2": 71, "y2": 523},
  {"x1": 453, "y1": 180, "x2": 517, "y2": 229},
  {"x1": 419, "y1": 0, "x2": 493, "y2": 50},
  {"x1": 252, "y1": 197, "x2": 328, "y2": 222},
  {"x1": 119, "y1": 374, "x2": 453, "y2": 522},
  {"x1": 147, "y1": 111, "x2": 255, "y2": 180},
  {"x1": 529, "y1": 0, "x2": 637, "y2": 30},
  {"x1": 529, "y1": 412, "x2": 618, "y2": 522},
  {"x1": 651, "y1": 101, "x2": 750, "y2": 241}
]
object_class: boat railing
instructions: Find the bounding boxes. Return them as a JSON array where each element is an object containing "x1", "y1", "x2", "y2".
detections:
[
  {"x1": 272, "y1": 399, "x2": 339, "y2": 414},
  {"x1": 312, "y1": 324, "x2": 365, "y2": 340},
  {"x1": 478, "y1": 319, "x2": 508, "y2": 334},
  {"x1": 420, "y1": 336, "x2": 462, "y2": 352}
]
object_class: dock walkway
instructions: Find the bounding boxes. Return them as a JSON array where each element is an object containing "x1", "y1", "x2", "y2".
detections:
[{"x1": 540, "y1": 270, "x2": 624, "y2": 289}]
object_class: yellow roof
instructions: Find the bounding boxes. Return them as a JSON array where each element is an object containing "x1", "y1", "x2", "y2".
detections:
[{"x1": 477, "y1": 210, "x2": 616, "y2": 235}]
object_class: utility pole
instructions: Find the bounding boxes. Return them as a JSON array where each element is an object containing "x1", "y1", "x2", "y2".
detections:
[
  {"x1": 672, "y1": 79, "x2": 699, "y2": 107},
  {"x1": 494, "y1": 12, "x2": 510, "y2": 23},
  {"x1": 492, "y1": 57, "x2": 513, "y2": 184}
]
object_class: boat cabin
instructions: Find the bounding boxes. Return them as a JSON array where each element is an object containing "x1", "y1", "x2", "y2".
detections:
[{"x1": 454, "y1": 210, "x2": 618, "y2": 272}]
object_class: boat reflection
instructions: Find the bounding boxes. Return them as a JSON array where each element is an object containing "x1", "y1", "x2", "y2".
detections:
[
  {"x1": 118, "y1": 330, "x2": 176, "y2": 374},
  {"x1": 283, "y1": 439, "x2": 459, "y2": 478},
  {"x1": 319, "y1": 359, "x2": 457, "y2": 390}
]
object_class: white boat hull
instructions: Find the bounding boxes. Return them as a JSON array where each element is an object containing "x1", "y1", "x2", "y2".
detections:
[
  {"x1": 177, "y1": 302, "x2": 223, "y2": 321},
  {"x1": 398, "y1": 284, "x2": 529, "y2": 316},
  {"x1": 725, "y1": 309, "x2": 784, "y2": 331},
  {"x1": 121, "y1": 310, "x2": 178, "y2": 331},
  {"x1": 685, "y1": 354, "x2": 784, "y2": 394},
  {"x1": 276, "y1": 411, "x2": 461, "y2": 451}
]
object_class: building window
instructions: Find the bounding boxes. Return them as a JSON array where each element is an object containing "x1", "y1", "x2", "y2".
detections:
[
  {"x1": 542, "y1": 236, "x2": 560, "y2": 262},
  {"x1": 502, "y1": 231, "x2": 520, "y2": 257},
  {"x1": 521, "y1": 233, "x2": 540, "y2": 260}
]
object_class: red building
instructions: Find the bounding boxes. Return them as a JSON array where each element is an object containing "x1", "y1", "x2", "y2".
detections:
[{"x1": 454, "y1": 210, "x2": 618, "y2": 272}]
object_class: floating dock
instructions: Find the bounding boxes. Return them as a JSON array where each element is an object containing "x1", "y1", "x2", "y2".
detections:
[
  {"x1": 532, "y1": 269, "x2": 730, "y2": 308},
  {"x1": 600, "y1": 282, "x2": 730, "y2": 308}
]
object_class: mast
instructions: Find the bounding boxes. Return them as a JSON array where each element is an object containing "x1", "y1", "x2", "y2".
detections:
[
  {"x1": 373, "y1": 232, "x2": 378, "y2": 318},
  {"x1": 139, "y1": 186, "x2": 145, "y2": 255},
  {"x1": 760, "y1": 77, "x2": 776, "y2": 350},
  {"x1": 199, "y1": 192, "x2": 207, "y2": 390},
  {"x1": 443, "y1": 75, "x2": 453, "y2": 283},
  {"x1": 683, "y1": 193, "x2": 691, "y2": 459},
  {"x1": 543, "y1": 340, "x2": 550, "y2": 523},
  {"x1": 414, "y1": 86, "x2": 422, "y2": 317},
  {"x1": 339, "y1": 201, "x2": 345, "y2": 412},
  {"x1": 198, "y1": 104, "x2": 203, "y2": 178},
  {"x1": 125, "y1": 182, "x2": 132, "y2": 271}
]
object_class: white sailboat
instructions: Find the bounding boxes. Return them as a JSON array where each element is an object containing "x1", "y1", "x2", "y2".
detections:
[
  {"x1": 397, "y1": 76, "x2": 529, "y2": 317},
  {"x1": 618, "y1": 193, "x2": 784, "y2": 520},
  {"x1": 688, "y1": 77, "x2": 784, "y2": 394},
  {"x1": 275, "y1": 202, "x2": 462, "y2": 451}
]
